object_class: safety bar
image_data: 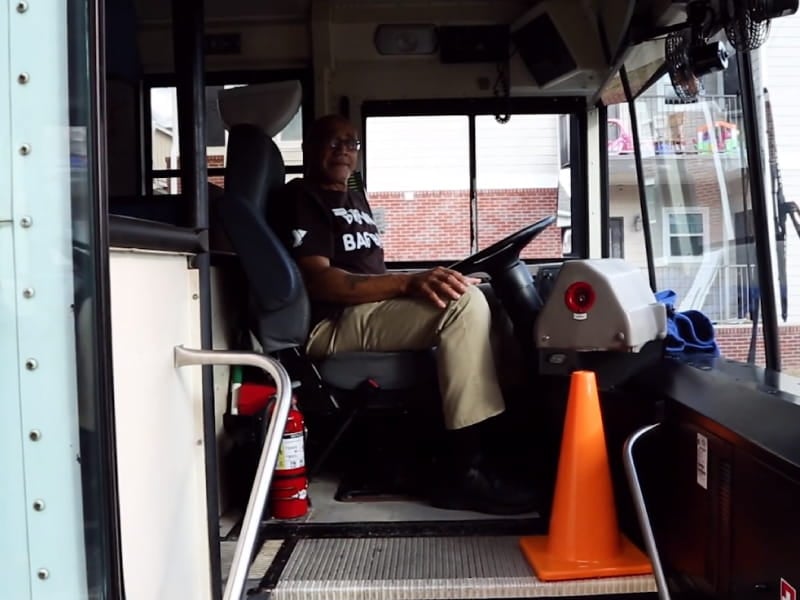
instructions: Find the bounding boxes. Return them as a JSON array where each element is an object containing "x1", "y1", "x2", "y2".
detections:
[
  {"x1": 622, "y1": 423, "x2": 671, "y2": 600},
  {"x1": 174, "y1": 346, "x2": 293, "y2": 600}
]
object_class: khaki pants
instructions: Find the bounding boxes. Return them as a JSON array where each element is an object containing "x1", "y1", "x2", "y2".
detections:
[{"x1": 306, "y1": 286, "x2": 506, "y2": 430}]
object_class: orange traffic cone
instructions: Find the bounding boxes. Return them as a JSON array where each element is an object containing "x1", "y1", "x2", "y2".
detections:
[{"x1": 520, "y1": 370, "x2": 652, "y2": 581}]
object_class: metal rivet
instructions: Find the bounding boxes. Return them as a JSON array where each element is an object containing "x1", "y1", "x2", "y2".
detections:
[
  {"x1": 19, "y1": 144, "x2": 31, "y2": 156},
  {"x1": 29, "y1": 429, "x2": 41, "y2": 441},
  {"x1": 192, "y1": 293, "x2": 199, "y2": 300},
  {"x1": 37, "y1": 569, "x2": 49, "y2": 581},
  {"x1": 18, "y1": 72, "x2": 29, "y2": 84},
  {"x1": 20, "y1": 215, "x2": 32, "y2": 228},
  {"x1": 22, "y1": 287, "x2": 34, "y2": 299},
  {"x1": 16, "y1": 2, "x2": 28, "y2": 13},
  {"x1": 541, "y1": 335, "x2": 550, "y2": 342},
  {"x1": 25, "y1": 358, "x2": 38, "y2": 370},
  {"x1": 33, "y1": 499, "x2": 45, "y2": 511}
]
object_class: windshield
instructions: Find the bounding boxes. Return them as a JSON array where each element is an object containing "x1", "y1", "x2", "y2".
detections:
[{"x1": 608, "y1": 45, "x2": 777, "y2": 369}]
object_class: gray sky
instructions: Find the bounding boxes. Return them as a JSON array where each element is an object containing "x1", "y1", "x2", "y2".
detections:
[{"x1": 151, "y1": 87, "x2": 175, "y2": 127}]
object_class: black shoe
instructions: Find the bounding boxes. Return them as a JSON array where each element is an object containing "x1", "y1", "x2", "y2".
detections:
[{"x1": 428, "y1": 464, "x2": 539, "y2": 516}]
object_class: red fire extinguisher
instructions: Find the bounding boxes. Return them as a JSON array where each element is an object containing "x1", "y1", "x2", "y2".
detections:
[{"x1": 267, "y1": 396, "x2": 309, "y2": 520}]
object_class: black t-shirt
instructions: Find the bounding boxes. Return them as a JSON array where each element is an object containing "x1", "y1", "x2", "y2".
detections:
[{"x1": 273, "y1": 178, "x2": 386, "y2": 324}]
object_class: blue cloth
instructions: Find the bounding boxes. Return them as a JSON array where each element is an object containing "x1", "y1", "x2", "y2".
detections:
[{"x1": 655, "y1": 289, "x2": 720, "y2": 357}]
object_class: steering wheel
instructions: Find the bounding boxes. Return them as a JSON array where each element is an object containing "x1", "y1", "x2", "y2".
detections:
[{"x1": 449, "y1": 214, "x2": 557, "y2": 276}]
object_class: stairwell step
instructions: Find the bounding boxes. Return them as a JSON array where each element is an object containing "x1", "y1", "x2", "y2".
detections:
[{"x1": 269, "y1": 536, "x2": 657, "y2": 599}]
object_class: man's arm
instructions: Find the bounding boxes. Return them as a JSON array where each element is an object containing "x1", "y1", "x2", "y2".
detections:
[{"x1": 297, "y1": 256, "x2": 480, "y2": 309}]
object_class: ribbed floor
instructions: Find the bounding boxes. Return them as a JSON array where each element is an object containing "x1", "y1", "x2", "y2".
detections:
[{"x1": 271, "y1": 536, "x2": 657, "y2": 599}]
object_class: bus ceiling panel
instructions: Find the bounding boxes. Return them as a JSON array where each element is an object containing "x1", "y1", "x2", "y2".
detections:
[
  {"x1": 137, "y1": 23, "x2": 310, "y2": 74},
  {"x1": 508, "y1": 0, "x2": 635, "y2": 101},
  {"x1": 135, "y1": 0, "x2": 311, "y2": 23},
  {"x1": 629, "y1": 0, "x2": 689, "y2": 38},
  {"x1": 329, "y1": 0, "x2": 529, "y2": 23},
  {"x1": 591, "y1": 0, "x2": 637, "y2": 63},
  {"x1": 137, "y1": 0, "x2": 528, "y2": 24},
  {"x1": 332, "y1": 61, "x2": 505, "y2": 104},
  {"x1": 329, "y1": 1, "x2": 635, "y2": 102},
  {"x1": 598, "y1": 39, "x2": 666, "y2": 105}
]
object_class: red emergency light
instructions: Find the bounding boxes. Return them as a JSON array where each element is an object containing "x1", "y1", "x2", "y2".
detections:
[{"x1": 564, "y1": 281, "x2": 595, "y2": 313}]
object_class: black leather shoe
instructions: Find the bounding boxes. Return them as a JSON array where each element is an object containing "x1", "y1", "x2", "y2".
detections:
[{"x1": 428, "y1": 464, "x2": 539, "y2": 515}]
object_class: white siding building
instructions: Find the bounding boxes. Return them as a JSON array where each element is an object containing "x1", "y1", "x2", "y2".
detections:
[{"x1": 762, "y1": 14, "x2": 800, "y2": 326}]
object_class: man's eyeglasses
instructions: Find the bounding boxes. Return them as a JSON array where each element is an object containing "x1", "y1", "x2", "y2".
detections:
[{"x1": 327, "y1": 137, "x2": 361, "y2": 152}]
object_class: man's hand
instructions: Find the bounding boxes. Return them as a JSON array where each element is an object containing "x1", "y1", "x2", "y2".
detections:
[
  {"x1": 405, "y1": 267, "x2": 481, "y2": 309},
  {"x1": 296, "y1": 257, "x2": 481, "y2": 308}
]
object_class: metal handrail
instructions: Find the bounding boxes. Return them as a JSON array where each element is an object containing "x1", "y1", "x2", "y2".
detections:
[
  {"x1": 174, "y1": 346, "x2": 293, "y2": 600},
  {"x1": 622, "y1": 423, "x2": 671, "y2": 600}
]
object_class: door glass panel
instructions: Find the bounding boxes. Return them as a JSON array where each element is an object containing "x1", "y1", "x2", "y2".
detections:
[{"x1": 70, "y1": 0, "x2": 120, "y2": 594}]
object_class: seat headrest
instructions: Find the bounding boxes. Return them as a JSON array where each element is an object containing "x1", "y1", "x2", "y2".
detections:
[{"x1": 217, "y1": 81, "x2": 302, "y2": 137}]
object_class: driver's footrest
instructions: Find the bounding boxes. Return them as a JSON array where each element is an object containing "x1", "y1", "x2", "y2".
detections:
[{"x1": 334, "y1": 463, "x2": 425, "y2": 502}]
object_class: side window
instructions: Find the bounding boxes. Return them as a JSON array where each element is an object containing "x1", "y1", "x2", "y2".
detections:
[{"x1": 147, "y1": 82, "x2": 304, "y2": 194}]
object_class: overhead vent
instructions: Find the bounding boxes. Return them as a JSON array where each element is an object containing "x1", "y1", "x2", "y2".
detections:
[{"x1": 510, "y1": 0, "x2": 608, "y2": 93}]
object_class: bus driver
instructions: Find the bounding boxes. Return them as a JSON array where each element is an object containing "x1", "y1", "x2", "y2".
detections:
[{"x1": 274, "y1": 114, "x2": 536, "y2": 515}]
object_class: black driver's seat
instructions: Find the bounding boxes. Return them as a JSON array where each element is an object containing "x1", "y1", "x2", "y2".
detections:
[{"x1": 218, "y1": 117, "x2": 436, "y2": 481}]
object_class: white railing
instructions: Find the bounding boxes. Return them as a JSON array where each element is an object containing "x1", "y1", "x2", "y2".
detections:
[
  {"x1": 610, "y1": 94, "x2": 742, "y2": 157},
  {"x1": 650, "y1": 263, "x2": 756, "y2": 324}
]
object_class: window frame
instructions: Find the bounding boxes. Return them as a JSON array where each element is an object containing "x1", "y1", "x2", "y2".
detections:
[
  {"x1": 662, "y1": 206, "x2": 710, "y2": 262},
  {"x1": 141, "y1": 68, "x2": 313, "y2": 195},
  {"x1": 361, "y1": 97, "x2": 587, "y2": 268}
]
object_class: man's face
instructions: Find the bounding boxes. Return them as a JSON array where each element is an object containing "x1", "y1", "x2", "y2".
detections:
[{"x1": 309, "y1": 120, "x2": 361, "y2": 187}]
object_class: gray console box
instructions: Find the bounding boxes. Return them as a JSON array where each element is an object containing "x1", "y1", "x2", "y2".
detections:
[{"x1": 536, "y1": 259, "x2": 667, "y2": 353}]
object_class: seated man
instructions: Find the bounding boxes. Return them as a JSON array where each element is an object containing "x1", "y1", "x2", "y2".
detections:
[{"x1": 273, "y1": 114, "x2": 535, "y2": 515}]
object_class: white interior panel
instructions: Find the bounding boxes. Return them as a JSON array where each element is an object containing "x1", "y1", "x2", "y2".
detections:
[{"x1": 109, "y1": 249, "x2": 211, "y2": 600}]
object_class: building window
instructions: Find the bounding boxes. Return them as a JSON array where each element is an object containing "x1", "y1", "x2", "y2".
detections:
[{"x1": 663, "y1": 208, "x2": 708, "y2": 259}]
